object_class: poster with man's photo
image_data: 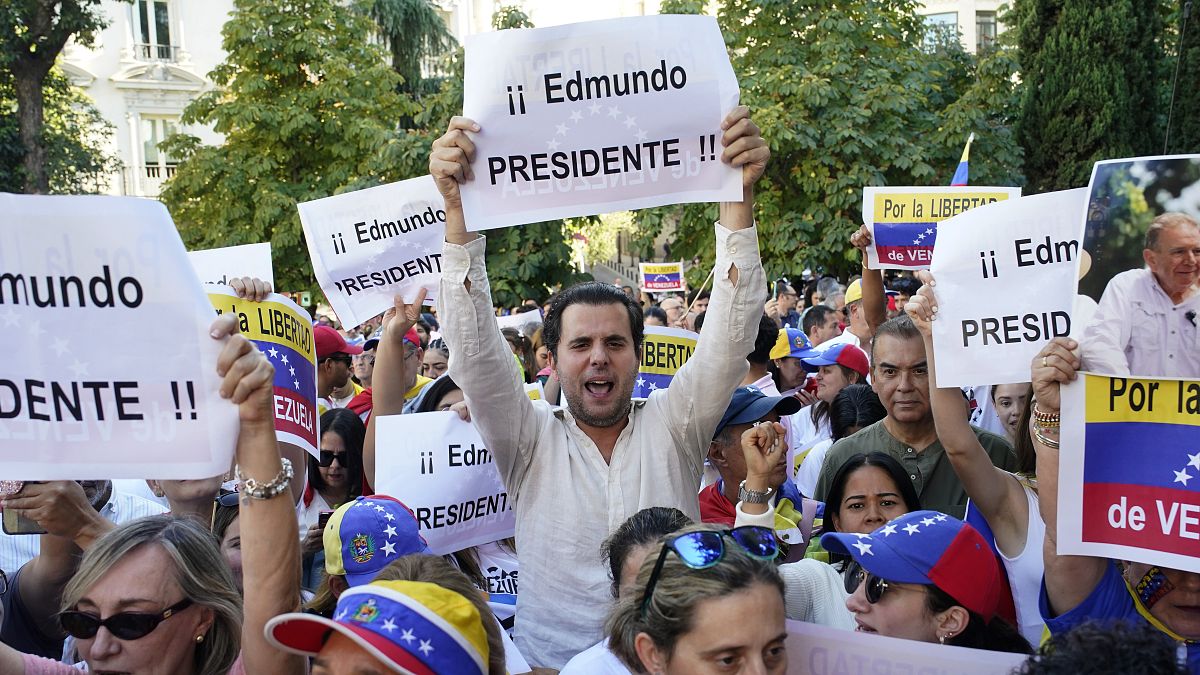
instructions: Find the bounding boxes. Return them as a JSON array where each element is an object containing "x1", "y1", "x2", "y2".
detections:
[{"x1": 1077, "y1": 155, "x2": 1200, "y2": 379}]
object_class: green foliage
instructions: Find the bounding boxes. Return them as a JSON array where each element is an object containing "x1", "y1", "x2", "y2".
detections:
[
  {"x1": 1017, "y1": 0, "x2": 1164, "y2": 193},
  {"x1": 159, "y1": 0, "x2": 410, "y2": 292},
  {"x1": 565, "y1": 212, "x2": 638, "y2": 266},
  {"x1": 0, "y1": 66, "x2": 120, "y2": 193},
  {"x1": 1165, "y1": 1, "x2": 1200, "y2": 153},
  {"x1": 492, "y1": 6, "x2": 533, "y2": 30},
  {"x1": 635, "y1": 0, "x2": 1023, "y2": 280},
  {"x1": 365, "y1": 0, "x2": 457, "y2": 97}
]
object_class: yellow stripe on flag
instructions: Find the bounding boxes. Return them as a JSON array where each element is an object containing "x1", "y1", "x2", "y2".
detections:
[{"x1": 1083, "y1": 373, "x2": 1200, "y2": 425}]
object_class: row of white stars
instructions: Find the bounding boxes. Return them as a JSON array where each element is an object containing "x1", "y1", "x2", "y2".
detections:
[
  {"x1": 910, "y1": 228, "x2": 936, "y2": 246},
  {"x1": 1172, "y1": 451, "x2": 1200, "y2": 486},
  {"x1": 332, "y1": 612, "x2": 435, "y2": 656},
  {"x1": 850, "y1": 513, "x2": 950, "y2": 556}
]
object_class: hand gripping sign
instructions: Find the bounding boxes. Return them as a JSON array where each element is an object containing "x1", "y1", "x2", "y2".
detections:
[
  {"x1": 929, "y1": 189, "x2": 1087, "y2": 388},
  {"x1": 187, "y1": 242, "x2": 274, "y2": 287},
  {"x1": 863, "y1": 186, "x2": 1021, "y2": 270},
  {"x1": 0, "y1": 195, "x2": 238, "y2": 479},
  {"x1": 374, "y1": 412, "x2": 515, "y2": 555},
  {"x1": 1059, "y1": 372, "x2": 1200, "y2": 573},
  {"x1": 297, "y1": 176, "x2": 446, "y2": 328},
  {"x1": 461, "y1": 15, "x2": 741, "y2": 231},
  {"x1": 207, "y1": 288, "x2": 319, "y2": 458}
]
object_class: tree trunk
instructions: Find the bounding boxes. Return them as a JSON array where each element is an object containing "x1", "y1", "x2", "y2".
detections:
[{"x1": 13, "y1": 64, "x2": 50, "y2": 194}]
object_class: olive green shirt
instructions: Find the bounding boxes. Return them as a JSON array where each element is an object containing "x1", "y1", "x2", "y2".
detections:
[{"x1": 812, "y1": 419, "x2": 1017, "y2": 519}]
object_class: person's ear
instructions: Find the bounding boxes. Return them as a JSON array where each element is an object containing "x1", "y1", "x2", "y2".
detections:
[
  {"x1": 193, "y1": 606, "x2": 215, "y2": 642},
  {"x1": 146, "y1": 480, "x2": 164, "y2": 498},
  {"x1": 707, "y1": 440, "x2": 727, "y2": 467},
  {"x1": 1143, "y1": 247, "x2": 1156, "y2": 268},
  {"x1": 634, "y1": 632, "x2": 668, "y2": 674},
  {"x1": 330, "y1": 575, "x2": 349, "y2": 599},
  {"x1": 933, "y1": 604, "x2": 970, "y2": 643}
]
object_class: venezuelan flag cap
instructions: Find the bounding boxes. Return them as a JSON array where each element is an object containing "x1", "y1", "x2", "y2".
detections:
[
  {"x1": 266, "y1": 580, "x2": 488, "y2": 675},
  {"x1": 325, "y1": 495, "x2": 430, "y2": 587}
]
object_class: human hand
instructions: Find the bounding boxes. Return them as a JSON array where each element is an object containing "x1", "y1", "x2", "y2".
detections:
[
  {"x1": 764, "y1": 298, "x2": 781, "y2": 324},
  {"x1": 2, "y1": 481, "x2": 108, "y2": 544},
  {"x1": 381, "y1": 288, "x2": 427, "y2": 347},
  {"x1": 740, "y1": 421, "x2": 787, "y2": 485},
  {"x1": 211, "y1": 314, "x2": 275, "y2": 428},
  {"x1": 448, "y1": 400, "x2": 471, "y2": 422},
  {"x1": 720, "y1": 106, "x2": 770, "y2": 188},
  {"x1": 849, "y1": 224, "x2": 873, "y2": 253},
  {"x1": 791, "y1": 389, "x2": 818, "y2": 408},
  {"x1": 301, "y1": 523, "x2": 324, "y2": 555},
  {"x1": 903, "y1": 270, "x2": 937, "y2": 339},
  {"x1": 229, "y1": 277, "x2": 272, "y2": 302},
  {"x1": 429, "y1": 117, "x2": 479, "y2": 209},
  {"x1": 1031, "y1": 338, "x2": 1080, "y2": 413}
]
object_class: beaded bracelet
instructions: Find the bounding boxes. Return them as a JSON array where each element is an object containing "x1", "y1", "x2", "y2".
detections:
[
  {"x1": 236, "y1": 457, "x2": 293, "y2": 504},
  {"x1": 1031, "y1": 400, "x2": 1061, "y2": 428}
]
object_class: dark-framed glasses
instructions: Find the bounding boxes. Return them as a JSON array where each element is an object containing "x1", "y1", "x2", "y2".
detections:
[
  {"x1": 846, "y1": 569, "x2": 918, "y2": 604},
  {"x1": 59, "y1": 598, "x2": 193, "y2": 640},
  {"x1": 318, "y1": 451, "x2": 348, "y2": 467},
  {"x1": 640, "y1": 526, "x2": 778, "y2": 615}
]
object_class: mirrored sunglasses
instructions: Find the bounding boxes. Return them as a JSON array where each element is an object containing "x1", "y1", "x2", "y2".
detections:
[{"x1": 640, "y1": 526, "x2": 778, "y2": 616}]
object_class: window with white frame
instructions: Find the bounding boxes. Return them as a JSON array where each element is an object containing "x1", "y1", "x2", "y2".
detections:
[
  {"x1": 977, "y1": 11, "x2": 998, "y2": 53},
  {"x1": 133, "y1": 0, "x2": 175, "y2": 61},
  {"x1": 140, "y1": 116, "x2": 179, "y2": 179},
  {"x1": 923, "y1": 12, "x2": 959, "y2": 51}
]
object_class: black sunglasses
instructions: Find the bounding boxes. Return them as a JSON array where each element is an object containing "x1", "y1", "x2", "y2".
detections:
[
  {"x1": 318, "y1": 451, "x2": 348, "y2": 467},
  {"x1": 214, "y1": 491, "x2": 240, "y2": 508},
  {"x1": 59, "y1": 598, "x2": 193, "y2": 640},
  {"x1": 846, "y1": 569, "x2": 916, "y2": 604},
  {"x1": 640, "y1": 526, "x2": 778, "y2": 616},
  {"x1": 320, "y1": 355, "x2": 353, "y2": 366}
]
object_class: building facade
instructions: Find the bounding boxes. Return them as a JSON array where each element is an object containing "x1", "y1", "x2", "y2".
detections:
[{"x1": 918, "y1": 0, "x2": 1006, "y2": 53}]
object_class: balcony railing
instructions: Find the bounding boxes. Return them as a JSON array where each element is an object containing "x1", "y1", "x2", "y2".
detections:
[
  {"x1": 134, "y1": 43, "x2": 179, "y2": 62},
  {"x1": 144, "y1": 164, "x2": 177, "y2": 179}
]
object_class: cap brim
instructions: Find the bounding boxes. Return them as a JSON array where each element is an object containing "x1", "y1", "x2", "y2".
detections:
[
  {"x1": 363, "y1": 339, "x2": 380, "y2": 351},
  {"x1": 725, "y1": 395, "x2": 802, "y2": 427},
  {"x1": 343, "y1": 342, "x2": 365, "y2": 355},
  {"x1": 819, "y1": 532, "x2": 932, "y2": 585},
  {"x1": 265, "y1": 613, "x2": 425, "y2": 675}
]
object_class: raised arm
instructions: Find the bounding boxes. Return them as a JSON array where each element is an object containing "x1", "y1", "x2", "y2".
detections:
[
  {"x1": 661, "y1": 106, "x2": 769, "y2": 457},
  {"x1": 211, "y1": 314, "x2": 305, "y2": 675},
  {"x1": 1031, "y1": 337, "x2": 1107, "y2": 616},
  {"x1": 850, "y1": 225, "x2": 887, "y2": 336},
  {"x1": 364, "y1": 289, "x2": 427, "y2": 485},
  {"x1": 428, "y1": 116, "x2": 541, "y2": 490},
  {"x1": 905, "y1": 272, "x2": 1028, "y2": 555}
]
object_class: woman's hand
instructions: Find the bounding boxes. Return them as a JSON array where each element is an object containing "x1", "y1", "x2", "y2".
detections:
[
  {"x1": 1031, "y1": 337, "x2": 1080, "y2": 413},
  {"x1": 301, "y1": 523, "x2": 324, "y2": 555}
]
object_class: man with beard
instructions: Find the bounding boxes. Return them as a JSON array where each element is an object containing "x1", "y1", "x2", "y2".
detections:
[{"x1": 416, "y1": 107, "x2": 770, "y2": 668}]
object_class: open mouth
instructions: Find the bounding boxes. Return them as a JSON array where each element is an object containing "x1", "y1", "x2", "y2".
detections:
[
  {"x1": 855, "y1": 621, "x2": 877, "y2": 633},
  {"x1": 584, "y1": 379, "x2": 614, "y2": 397}
]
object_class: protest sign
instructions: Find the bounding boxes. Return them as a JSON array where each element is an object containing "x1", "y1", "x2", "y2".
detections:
[
  {"x1": 639, "y1": 261, "x2": 685, "y2": 292},
  {"x1": 374, "y1": 412, "x2": 515, "y2": 554},
  {"x1": 207, "y1": 288, "x2": 318, "y2": 458},
  {"x1": 187, "y1": 242, "x2": 274, "y2": 287},
  {"x1": 929, "y1": 189, "x2": 1086, "y2": 387},
  {"x1": 523, "y1": 382, "x2": 545, "y2": 401},
  {"x1": 0, "y1": 194, "x2": 238, "y2": 479},
  {"x1": 297, "y1": 176, "x2": 445, "y2": 328},
  {"x1": 863, "y1": 186, "x2": 1021, "y2": 270},
  {"x1": 633, "y1": 326, "x2": 697, "y2": 398},
  {"x1": 784, "y1": 619, "x2": 1025, "y2": 675},
  {"x1": 461, "y1": 15, "x2": 741, "y2": 231},
  {"x1": 1058, "y1": 372, "x2": 1200, "y2": 573},
  {"x1": 1076, "y1": 155, "x2": 1200, "y2": 379}
]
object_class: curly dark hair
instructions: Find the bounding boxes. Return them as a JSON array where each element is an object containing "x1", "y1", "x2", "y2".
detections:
[{"x1": 1015, "y1": 620, "x2": 1188, "y2": 674}]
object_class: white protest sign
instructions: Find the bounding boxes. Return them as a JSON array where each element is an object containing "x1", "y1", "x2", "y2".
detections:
[
  {"x1": 784, "y1": 620, "x2": 1026, "y2": 675},
  {"x1": 930, "y1": 188, "x2": 1086, "y2": 387},
  {"x1": 374, "y1": 411, "x2": 515, "y2": 554},
  {"x1": 187, "y1": 242, "x2": 274, "y2": 287},
  {"x1": 297, "y1": 176, "x2": 446, "y2": 328},
  {"x1": 0, "y1": 194, "x2": 238, "y2": 479},
  {"x1": 495, "y1": 307, "x2": 543, "y2": 336},
  {"x1": 864, "y1": 186, "x2": 1022, "y2": 270},
  {"x1": 461, "y1": 15, "x2": 741, "y2": 231}
]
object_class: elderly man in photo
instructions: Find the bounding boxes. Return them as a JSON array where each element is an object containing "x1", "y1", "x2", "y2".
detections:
[
  {"x1": 1082, "y1": 212, "x2": 1200, "y2": 377},
  {"x1": 417, "y1": 108, "x2": 770, "y2": 669}
]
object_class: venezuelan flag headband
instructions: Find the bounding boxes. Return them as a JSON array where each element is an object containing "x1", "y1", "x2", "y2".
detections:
[{"x1": 266, "y1": 580, "x2": 488, "y2": 675}]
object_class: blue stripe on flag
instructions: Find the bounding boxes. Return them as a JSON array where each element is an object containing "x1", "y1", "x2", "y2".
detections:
[
  {"x1": 632, "y1": 371, "x2": 674, "y2": 398},
  {"x1": 1082, "y1": 421, "x2": 1200, "y2": 491}
]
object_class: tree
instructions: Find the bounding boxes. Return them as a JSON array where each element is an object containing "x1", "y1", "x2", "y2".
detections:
[
  {"x1": 1164, "y1": 0, "x2": 1200, "y2": 153},
  {"x1": 1, "y1": 0, "x2": 112, "y2": 193},
  {"x1": 1017, "y1": 0, "x2": 1164, "y2": 193},
  {"x1": 0, "y1": 65, "x2": 120, "y2": 193},
  {"x1": 160, "y1": 0, "x2": 411, "y2": 291},
  {"x1": 366, "y1": 0, "x2": 456, "y2": 98}
]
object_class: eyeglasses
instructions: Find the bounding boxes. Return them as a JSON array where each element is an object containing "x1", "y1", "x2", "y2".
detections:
[
  {"x1": 846, "y1": 569, "x2": 920, "y2": 604},
  {"x1": 321, "y1": 355, "x2": 353, "y2": 367},
  {"x1": 640, "y1": 526, "x2": 778, "y2": 616},
  {"x1": 59, "y1": 598, "x2": 193, "y2": 640},
  {"x1": 353, "y1": 355, "x2": 375, "y2": 366},
  {"x1": 318, "y1": 451, "x2": 348, "y2": 467}
]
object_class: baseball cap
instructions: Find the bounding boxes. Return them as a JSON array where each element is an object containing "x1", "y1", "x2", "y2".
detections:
[
  {"x1": 325, "y1": 496, "x2": 431, "y2": 587},
  {"x1": 844, "y1": 279, "x2": 863, "y2": 305},
  {"x1": 768, "y1": 328, "x2": 819, "y2": 361},
  {"x1": 363, "y1": 327, "x2": 421, "y2": 352},
  {"x1": 800, "y1": 342, "x2": 870, "y2": 378},
  {"x1": 316, "y1": 325, "x2": 363, "y2": 359},
  {"x1": 266, "y1": 580, "x2": 488, "y2": 675},
  {"x1": 821, "y1": 510, "x2": 1003, "y2": 621},
  {"x1": 714, "y1": 386, "x2": 802, "y2": 438}
]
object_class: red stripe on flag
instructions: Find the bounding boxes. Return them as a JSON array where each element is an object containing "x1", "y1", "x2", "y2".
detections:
[
  {"x1": 875, "y1": 245, "x2": 934, "y2": 268},
  {"x1": 273, "y1": 386, "x2": 317, "y2": 444},
  {"x1": 1081, "y1": 483, "x2": 1200, "y2": 557}
]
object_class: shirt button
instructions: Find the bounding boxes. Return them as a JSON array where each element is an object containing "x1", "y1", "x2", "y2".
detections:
[
  {"x1": 906, "y1": 448, "x2": 914, "y2": 454},
  {"x1": 730, "y1": 246, "x2": 738, "y2": 254},
  {"x1": 910, "y1": 474, "x2": 918, "y2": 480}
]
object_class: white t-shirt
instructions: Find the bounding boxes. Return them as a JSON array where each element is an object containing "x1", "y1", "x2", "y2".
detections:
[{"x1": 560, "y1": 639, "x2": 633, "y2": 674}]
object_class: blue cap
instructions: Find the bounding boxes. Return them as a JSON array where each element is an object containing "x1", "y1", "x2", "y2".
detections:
[
  {"x1": 714, "y1": 386, "x2": 802, "y2": 438},
  {"x1": 325, "y1": 495, "x2": 431, "y2": 587}
]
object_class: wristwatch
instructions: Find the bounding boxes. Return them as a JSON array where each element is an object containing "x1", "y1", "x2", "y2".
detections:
[{"x1": 738, "y1": 480, "x2": 774, "y2": 504}]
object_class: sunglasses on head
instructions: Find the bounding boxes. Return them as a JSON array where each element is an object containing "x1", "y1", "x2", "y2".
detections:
[
  {"x1": 640, "y1": 526, "x2": 778, "y2": 616},
  {"x1": 318, "y1": 451, "x2": 348, "y2": 467},
  {"x1": 59, "y1": 598, "x2": 193, "y2": 640}
]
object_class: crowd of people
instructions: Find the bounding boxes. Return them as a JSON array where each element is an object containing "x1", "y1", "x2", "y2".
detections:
[{"x1": 1, "y1": 106, "x2": 1197, "y2": 675}]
